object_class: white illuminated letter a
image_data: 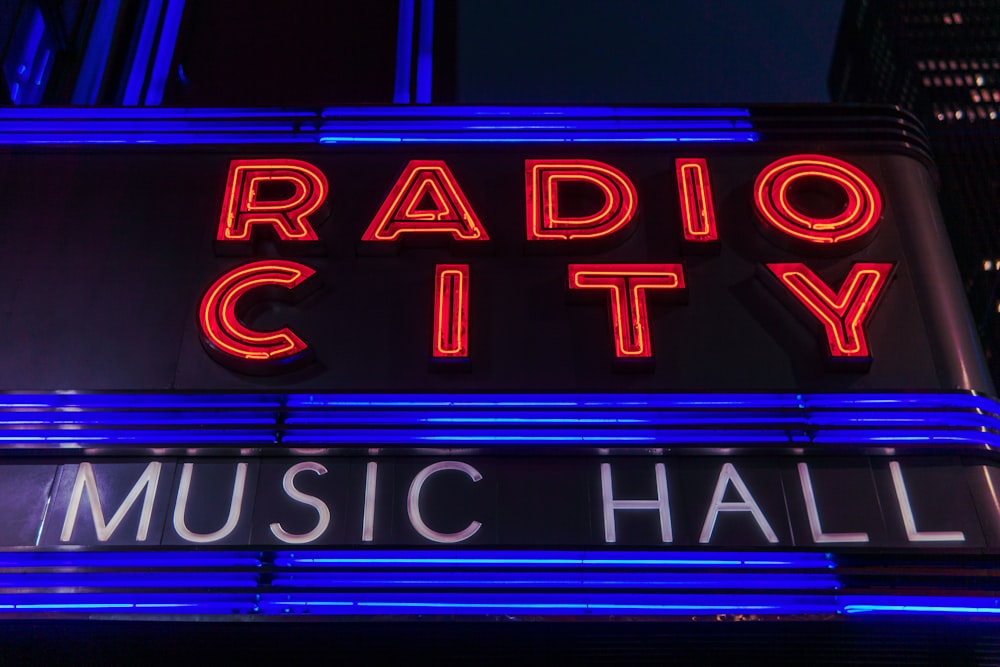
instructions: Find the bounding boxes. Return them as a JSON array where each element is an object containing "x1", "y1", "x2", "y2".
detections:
[{"x1": 699, "y1": 463, "x2": 778, "y2": 544}]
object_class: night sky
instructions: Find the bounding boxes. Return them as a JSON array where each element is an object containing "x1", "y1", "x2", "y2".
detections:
[{"x1": 457, "y1": 0, "x2": 846, "y2": 105}]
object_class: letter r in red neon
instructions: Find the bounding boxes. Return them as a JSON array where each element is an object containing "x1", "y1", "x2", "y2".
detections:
[
  {"x1": 568, "y1": 264, "x2": 686, "y2": 359},
  {"x1": 217, "y1": 159, "x2": 328, "y2": 243}
]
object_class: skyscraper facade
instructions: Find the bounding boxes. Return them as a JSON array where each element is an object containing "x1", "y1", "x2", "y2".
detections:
[{"x1": 830, "y1": 0, "x2": 1000, "y2": 381}]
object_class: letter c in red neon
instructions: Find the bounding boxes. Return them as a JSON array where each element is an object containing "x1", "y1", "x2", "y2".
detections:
[
  {"x1": 753, "y1": 154, "x2": 882, "y2": 245},
  {"x1": 199, "y1": 260, "x2": 318, "y2": 373}
]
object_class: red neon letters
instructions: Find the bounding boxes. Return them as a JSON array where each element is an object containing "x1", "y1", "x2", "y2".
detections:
[
  {"x1": 766, "y1": 262, "x2": 893, "y2": 362},
  {"x1": 361, "y1": 160, "x2": 489, "y2": 242},
  {"x1": 199, "y1": 260, "x2": 317, "y2": 371},
  {"x1": 526, "y1": 159, "x2": 638, "y2": 241},
  {"x1": 199, "y1": 155, "x2": 895, "y2": 374},
  {"x1": 432, "y1": 264, "x2": 470, "y2": 359},
  {"x1": 754, "y1": 154, "x2": 882, "y2": 245},
  {"x1": 568, "y1": 264, "x2": 686, "y2": 359},
  {"x1": 675, "y1": 158, "x2": 718, "y2": 244},
  {"x1": 217, "y1": 159, "x2": 328, "y2": 243}
]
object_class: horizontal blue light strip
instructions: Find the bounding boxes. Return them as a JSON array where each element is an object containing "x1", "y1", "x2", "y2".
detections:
[
  {"x1": 2, "y1": 594, "x2": 997, "y2": 617},
  {"x1": 0, "y1": 549, "x2": 992, "y2": 618},
  {"x1": 0, "y1": 574, "x2": 258, "y2": 588},
  {"x1": 0, "y1": 106, "x2": 757, "y2": 145},
  {"x1": 272, "y1": 550, "x2": 834, "y2": 569},
  {"x1": 0, "y1": 391, "x2": 989, "y2": 411},
  {"x1": 256, "y1": 593, "x2": 833, "y2": 616},
  {"x1": 843, "y1": 602, "x2": 1000, "y2": 616},
  {"x1": 0, "y1": 594, "x2": 256, "y2": 613},
  {"x1": 0, "y1": 391, "x2": 995, "y2": 451},
  {"x1": 0, "y1": 552, "x2": 261, "y2": 568},
  {"x1": 319, "y1": 107, "x2": 753, "y2": 118},
  {"x1": 269, "y1": 573, "x2": 839, "y2": 590}
]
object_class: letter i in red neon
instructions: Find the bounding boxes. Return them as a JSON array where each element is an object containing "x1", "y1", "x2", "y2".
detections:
[
  {"x1": 433, "y1": 264, "x2": 469, "y2": 359},
  {"x1": 675, "y1": 158, "x2": 719, "y2": 246},
  {"x1": 766, "y1": 262, "x2": 893, "y2": 365},
  {"x1": 569, "y1": 264, "x2": 686, "y2": 360}
]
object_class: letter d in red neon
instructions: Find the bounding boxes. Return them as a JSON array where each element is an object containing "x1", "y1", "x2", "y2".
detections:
[{"x1": 526, "y1": 159, "x2": 638, "y2": 242}]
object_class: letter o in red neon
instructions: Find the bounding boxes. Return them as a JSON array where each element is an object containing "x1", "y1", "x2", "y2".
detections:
[{"x1": 753, "y1": 154, "x2": 882, "y2": 245}]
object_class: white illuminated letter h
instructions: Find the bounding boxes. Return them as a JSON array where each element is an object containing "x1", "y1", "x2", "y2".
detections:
[{"x1": 600, "y1": 463, "x2": 672, "y2": 543}]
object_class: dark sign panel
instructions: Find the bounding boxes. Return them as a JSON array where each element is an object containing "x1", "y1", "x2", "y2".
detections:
[
  {"x1": 5, "y1": 454, "x2": 992, "y2": 550},
  {"x1": 0, "y1": 133, "x2": 985, "y2": 393},
  {"x1": 0, "y1": 108, "x2": 996, "y2": 619}
]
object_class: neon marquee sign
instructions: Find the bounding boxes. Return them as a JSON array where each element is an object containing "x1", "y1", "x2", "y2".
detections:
[{"x1": 198, "y1": 154, "x2": 892, "y2": 375}]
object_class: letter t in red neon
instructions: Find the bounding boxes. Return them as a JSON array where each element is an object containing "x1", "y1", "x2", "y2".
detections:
[{"x1": 568, "y1": 264, "x2": 686, "y2": 359}]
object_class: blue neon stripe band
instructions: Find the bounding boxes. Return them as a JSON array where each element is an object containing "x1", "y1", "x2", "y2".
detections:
[
  {"x1": 0, "y1": 106, "x2": 757, "y2": 144},
  {"x1": 0, "y1": 549, "x2": 992, "y2": 617},
  {"x1": 142, "y1": 0, "x2": 185, "y2": 105},
  {"x1": 415, "y1": 0, "x2": 434, "y2": 103},
  {"x1": 121, "y1": 0, "x2": 163, "y2": 105},
  {"x1": 0, "y1": 392, "x2": 994, "y2": 451},
  {"x1": 393, "y1": 0, "x2": 416, "y2": 103}
]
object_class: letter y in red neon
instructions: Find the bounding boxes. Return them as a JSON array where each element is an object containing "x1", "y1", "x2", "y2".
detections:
[{"x1": 766, "y1": 262, "x2": 893, "y2": 366}]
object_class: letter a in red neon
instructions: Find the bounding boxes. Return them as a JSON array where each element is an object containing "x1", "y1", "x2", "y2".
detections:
[
  {"x1": 217, "y1": 159, "x2": 328, "y2": 243},
  {"x1": 361, "y1": 160, "x2": 489, "y2": 242},
  {"x1": 432, "y1": 264, "x2": 469, "y2": 360},
  {"x1": 526, "y1": 159, "x2": 638, "y2": 241},
  {"x1": 568, "y1": 264, "x2": 686, "y2": 360},
  {"x1": 766, "y1": 262, "x2": 893, "y2": 365},
  {"x1": 199, "y1": 260, "x2": 318, "y2": 373}
]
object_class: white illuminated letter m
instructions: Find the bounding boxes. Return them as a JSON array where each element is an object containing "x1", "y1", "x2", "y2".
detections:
[{"x1": 61, "y1": 462, "x2": 162, "y2": 542}]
